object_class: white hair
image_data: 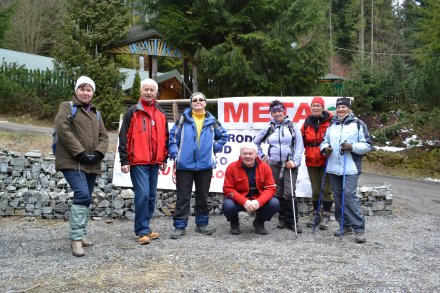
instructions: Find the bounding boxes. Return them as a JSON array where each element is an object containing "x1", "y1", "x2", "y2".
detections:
[
  {"x1": 140, "y1": 78, "x2": 158, "y2": 91},
  {"x1": 240, "y1": 142, "x2": 258, "y2": 154}
]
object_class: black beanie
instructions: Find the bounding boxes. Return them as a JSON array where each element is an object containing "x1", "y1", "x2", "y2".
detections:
[{"x1": 336, "y1": 97, "x2": 352, "y2": 108}]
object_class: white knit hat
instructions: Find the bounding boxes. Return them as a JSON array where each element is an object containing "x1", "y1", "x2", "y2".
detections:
[{"x1": 75, "y1": 76, "x2": 95, "y2": 92}]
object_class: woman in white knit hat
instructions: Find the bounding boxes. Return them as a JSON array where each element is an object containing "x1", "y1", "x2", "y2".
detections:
[{"x1": 54, "y1": 76, "x2": 108, "y2": 257}]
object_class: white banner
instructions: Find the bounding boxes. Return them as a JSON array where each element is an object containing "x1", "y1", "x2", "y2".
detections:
[{"x1": 113, "y1": 96, "x2": 342, "y2": 196}]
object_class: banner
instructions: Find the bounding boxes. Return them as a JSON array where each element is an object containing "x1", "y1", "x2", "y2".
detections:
[{"x1": 113, "y1": 96, "x2": 342, "y2": 196}]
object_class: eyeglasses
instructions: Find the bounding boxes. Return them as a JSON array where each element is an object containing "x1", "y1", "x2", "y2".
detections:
[{"x1": 192, "y1": 98, "x2": 205, "y2": 103}]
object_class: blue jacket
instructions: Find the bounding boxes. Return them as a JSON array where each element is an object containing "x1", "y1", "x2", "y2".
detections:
[
  {"x1": 320, "y1": 114, "x2": 372, "y2": 175},
  {"x1": 253, "y1": 118, "x2": 304, "y2": 167},
  {"x1": 168, "y1": 108, "x2": 228, "y2": 171}
]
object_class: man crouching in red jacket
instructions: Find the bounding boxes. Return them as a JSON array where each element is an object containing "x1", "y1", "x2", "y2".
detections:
[{"x1": 222, "y1": 142, "x2": 280, "y2": 235}]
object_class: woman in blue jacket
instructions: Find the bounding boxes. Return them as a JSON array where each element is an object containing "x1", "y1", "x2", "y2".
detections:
[
  {"x1": 320, "y1": 97, "x2": 372, "y2": 243},
  {"x1": 168, "y1": 92, "x2": 228, "y2": 239}
]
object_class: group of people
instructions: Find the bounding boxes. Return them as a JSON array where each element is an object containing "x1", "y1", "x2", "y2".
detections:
[{"x1": 54, "y1": 76, "x2": 372, "y2": 257}]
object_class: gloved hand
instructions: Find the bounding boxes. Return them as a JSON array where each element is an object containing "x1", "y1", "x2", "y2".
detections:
[
  {"x1": 340, "y1": 142, "x2": 353, "y2": 152},
  {"x1": 89, "y1": 151, "x2": 104, "y2": 164},
  {"x1": 169, "y1": 152, "x2": 177, "y2": 160},
  {"x1": 76, "y1": 151, "x2": 92, "y2": 164},
  {"x1": 323, "y1": 147, "x2": 333, "y2": 156}
]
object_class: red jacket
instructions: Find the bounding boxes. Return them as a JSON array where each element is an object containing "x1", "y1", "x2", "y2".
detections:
[
  {"x1": 301, "y1": 110, "x2": 333, "y2": 167},
  {"x1": 118, "y1": 100, "x2": 169, "y2": 166},
  {"x1": 223, "y1": 156, "x2": 276, "y2": 207}
]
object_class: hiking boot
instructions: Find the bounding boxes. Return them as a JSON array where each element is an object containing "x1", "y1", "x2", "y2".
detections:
[
  {"x1": 170, "y1": 229, "x2": 186, "y2": 239},
  {"x1": 355, "y1": 232, "x2": 367, "y2": 243},
  {"x1": 147, "y1": 231, "x2": 160, "y2": 240},
  {"x1": 277, "y1": 219, "x2": 285, "y2": 229},
  {"x1": 230, "y1": 225, "x2": 241, "y2": 235},
  {"x1": 285, "y1": 222, "x2": 302, "y2": 234},
  {"x1": 253, "y1": 219, "x2": 267, "y2": 235},
  {"x1": 195, "y1": 225, "x2": 215, "y2": 235},
  {"x1": 137, "y1": 235, "x2": 151, "y2": 245},
  {"x1": 81, "y1": 237, "x2": 94, "y2": 247},
  {"x1": 334, "y1": 226, "x2": 353, "y2": 237},
  {"x1": 319, "y1": 215, "x2": 331, "y2": 230},
  {"x1": 71, "y1": 240, "x2": 85, "y2": 257},
  {"x1": 306, "y1": 213, "x2": 321, "y2": 228}
]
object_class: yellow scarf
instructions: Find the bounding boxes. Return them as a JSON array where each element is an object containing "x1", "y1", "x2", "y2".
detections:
[{"x1": 192, "y1": 111, "x2": 205, "y2": 143}]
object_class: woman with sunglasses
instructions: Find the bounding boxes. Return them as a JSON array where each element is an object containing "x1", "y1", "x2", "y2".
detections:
[
  {"x1": 168, "y1": 92, "x2": 228, "y2": 239},
  {"x1": 320, "y1": 97, "x2": 372, "y2": 243}
]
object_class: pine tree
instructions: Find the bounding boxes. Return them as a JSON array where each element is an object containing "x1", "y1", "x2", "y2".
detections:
[
  {"x1": 131, "y1": 70, "x2": 141, "y2": 101},
  {"x1": 53, "y1": 0, "x2": 130, "y2": 128},
  {"x1": 147, "y1": 0, "x2": 330, "y2": 97}
]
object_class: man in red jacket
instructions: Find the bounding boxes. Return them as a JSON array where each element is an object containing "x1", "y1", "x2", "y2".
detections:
[
  {"x1": 222, "y1": 142, "x2": 279, "y2": 235},
  {"x1": 118, "y1": 78, "x2": 169, "y2": 245}
]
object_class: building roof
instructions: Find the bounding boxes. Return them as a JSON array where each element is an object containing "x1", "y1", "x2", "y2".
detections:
[
  {"x1": 0, "y1": 48, "x2": 182, "y2": 91},
  {"x1": 0, "y1": 48, "x2": 55, "y2": 71},
  {"x1": 320, "y1": 73, "x2": 348, "y2": 81}
]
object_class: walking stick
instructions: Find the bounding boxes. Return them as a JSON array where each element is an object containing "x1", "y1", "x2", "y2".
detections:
[
  {"x1": 339, "y1": 150, "x2": 347, "y2": 239},
  {"x1": 313, "y1": 158, "x2": 329, "y2": 233},
  {"x1": 288, "y1": 155, "x2": 298, "y2": 237}
]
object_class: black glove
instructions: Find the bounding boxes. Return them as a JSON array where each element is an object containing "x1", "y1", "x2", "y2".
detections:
[
  {"x1": 76, "y1": 151, "x2": 92, "y2": 164},
  {"x1": 340, "y1": 142, "x2": 353, "y2": 152},
  {"x1": 89, "y1": 151, "x2": 104, "y2": 164},
  {"x1": 323, "y1": 147, "x2": 333, "y2": 156}
]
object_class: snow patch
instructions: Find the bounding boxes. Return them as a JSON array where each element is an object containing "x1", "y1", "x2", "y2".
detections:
[
  {"x1": 423, "y1": 177, "x2": 440, "y2": 183},
  {"x1": 374, "y1": 146, "x2": 406, "y2": 152}
]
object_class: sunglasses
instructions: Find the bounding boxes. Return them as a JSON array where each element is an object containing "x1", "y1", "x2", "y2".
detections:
[{"x1": 192, "y1": 98, "x2": 205, "y2": 103}]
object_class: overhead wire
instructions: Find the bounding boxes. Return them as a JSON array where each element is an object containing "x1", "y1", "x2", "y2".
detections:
[{"x1": 332, "y1": 46, "x2": 440, "y2": 57}]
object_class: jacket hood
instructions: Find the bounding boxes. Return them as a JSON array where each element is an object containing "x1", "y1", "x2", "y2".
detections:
[
  {"x1": 269, "y1": 116, "x2": 291, "y2": 126},
  {"x1": 331, "y1": 113, "x2": 357, "y2": 125},
  {"x1": 182, "y1": 107, "x2": 216, "y2": 123}
]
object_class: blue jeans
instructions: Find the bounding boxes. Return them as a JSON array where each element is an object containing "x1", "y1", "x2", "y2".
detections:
[
  {"x1": 130, "y1": 164, "x2": 159, "y2": 236},
  {"x1": 328, "y1": 174, "x2": 365, "y2": 232},
  {"x1": 62, "y1": 170, "x2": 96, "y2": 206},
  {"x1": 222, "y1": 197, "x2": 280, "y2": 223}
]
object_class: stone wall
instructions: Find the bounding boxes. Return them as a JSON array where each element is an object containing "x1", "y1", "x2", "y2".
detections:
[{"x1": 0, "y1": 148, "x2": 392, "y2": 220}]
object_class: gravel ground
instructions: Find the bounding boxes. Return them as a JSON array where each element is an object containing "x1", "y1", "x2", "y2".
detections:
[{"x1": 1, "y1": 173, "x2": 440, "y2": 293}]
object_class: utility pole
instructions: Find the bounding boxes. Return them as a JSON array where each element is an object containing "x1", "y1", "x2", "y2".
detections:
[
  {"x1": 329, "y1": 0, "x2": 333, "y2": 73},
  {"x1": 371, "y1": 0, "x2": 374, "y2": 68},
  {"x1": 360, "y1": 0, "x2": 364, "y2": 61}
]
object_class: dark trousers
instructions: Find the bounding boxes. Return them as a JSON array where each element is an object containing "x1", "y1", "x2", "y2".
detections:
[
  {"x1": 222, "y1": 197, "x2": 280, "y2": 224},
  {"x1": 173, "y1": 169, "x2": 212, "y2": 229},
  {"x1": 270, "y1": 165, "x2": 299, "y2": 224},
  {"x1": 307, "y1": 166, "x2": 333, "y2": 212}
]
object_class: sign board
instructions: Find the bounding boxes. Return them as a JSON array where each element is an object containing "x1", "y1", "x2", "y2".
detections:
[{"x1": 113, "y1": 96, "x2": 342, "y2": 196}]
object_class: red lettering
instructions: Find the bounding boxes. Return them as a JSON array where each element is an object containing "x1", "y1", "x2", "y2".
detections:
[
  {"x1": 215, "y1": 170, "x2": 225, "y2": 178},
  {"x1": 283, "y1": 102, "x2": 294, "y2": 113},
  {"x1": 160, "y1": 166, "x2": 171, "y2": 175},
  {"x1": 224, "y1": 102, "x2": 249, "y2": 122},
  {"x1": 293, "y1": 103, "x2": 312, "y2": 122},
  {"x1": 253, "y1": 102, "x2": 271, "y2": 122}
]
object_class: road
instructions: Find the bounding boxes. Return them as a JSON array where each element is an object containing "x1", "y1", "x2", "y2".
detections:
[{"x1": 0, "y1": 119, "x2": 118, "y2": 144}]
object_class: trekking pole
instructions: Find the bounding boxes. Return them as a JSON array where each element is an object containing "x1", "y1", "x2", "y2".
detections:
[
  {"x1": 339, "y1": 149, "x2": 347, "y2": 239},
  {"x1": 288, "y1": 155, "x2": 298, "y2": 237},
  {"x1": 313, "y1": 158, "x2": 329, "y2": 233}
]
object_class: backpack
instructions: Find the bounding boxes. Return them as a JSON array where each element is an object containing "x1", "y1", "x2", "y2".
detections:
[
  {"x1": 52, "y1": 101, "x2": 100, "y2": 155},
  {"x1": 260, "y1": 120, "x2": 296, "y2": 146}
]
